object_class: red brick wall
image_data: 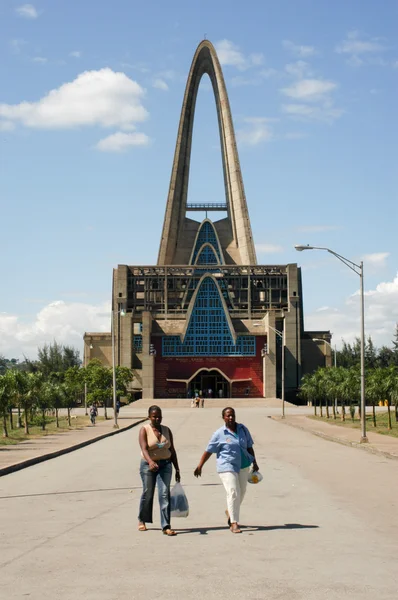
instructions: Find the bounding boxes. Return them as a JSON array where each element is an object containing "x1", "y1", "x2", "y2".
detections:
[{"x1": 153, "y1": 337, "x2": 265, "y2": 398}]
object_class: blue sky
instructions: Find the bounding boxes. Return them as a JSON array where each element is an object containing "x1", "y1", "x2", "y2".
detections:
[{"x1": 1, "y1": 0, "x2": 397, "y2": 358}]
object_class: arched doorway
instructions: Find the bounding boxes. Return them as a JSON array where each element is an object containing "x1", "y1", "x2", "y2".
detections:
[{"x1": 189, "y1": 369, "x2": 229, "y2": 399}]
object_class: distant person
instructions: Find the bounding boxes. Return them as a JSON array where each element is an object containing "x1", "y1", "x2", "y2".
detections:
[
  {"x1": 201, "y1": 396, "x2": 205, "y2": 408},
  {"x1": 138, "y1": 405, "x2": 180, "y2": 536},
  {"x1": 218, "y1": 388, "x2": 223, "y2": 399},
  {"x1": 116, "y1": 399, "x2": 121, "y2": 415},
  {"x1": 195, "y1": 395, "x2": 200, "y2": 408},
  {"x1": 194, "y1": 407, "x2": 258, "y2": 534},
  {"x1": 89, "y1": 405, "x2": 97, "y2": 425},
  {"x1": 208, "y1": 388, "x2": 213, "y2": 399}
]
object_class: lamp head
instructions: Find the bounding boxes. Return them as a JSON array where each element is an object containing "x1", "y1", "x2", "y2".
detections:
[
  {"x1": 120, "y1": 309, "x2": 126, "y2": 317},
  {"x1": 295, "y1": 244, "x2": 314, "y2": 252}
]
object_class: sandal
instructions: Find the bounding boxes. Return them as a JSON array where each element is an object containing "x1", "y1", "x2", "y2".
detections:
[
  {"x1": 138, "y1": 523, "x2": 147, "y2": 531},
  {"x1": 162, "y1": 528, "x2": 177, "y2": 536},
  {"x1": 230, "y1": 523, "x2": 242, "y2": 534},
  {"x1": 225, "y1": 509, "x2": 231, "y2": 527}
]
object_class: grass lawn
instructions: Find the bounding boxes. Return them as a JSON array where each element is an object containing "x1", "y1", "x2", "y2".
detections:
[
  {"x1": 0, "y1": 415, "x2": 104, "y2": 446},
  {"x1": 310, "y1": 410, "x2": 398, "y2": 438}
]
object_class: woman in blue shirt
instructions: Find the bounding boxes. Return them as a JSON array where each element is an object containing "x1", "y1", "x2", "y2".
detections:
[{"x1": 194, "y1": 407, "x2": 259, "y2": 533}]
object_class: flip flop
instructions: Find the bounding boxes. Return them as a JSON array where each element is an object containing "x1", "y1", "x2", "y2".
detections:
[
  {"x1": 162, "y1": 529, "x2": 177, "y2": 536},
  {"x1": 230, "y1": 524, "x2": 242, "y2": 534},
  {"x1": 138, "y1": 523, "x2": 147, "y2": 531}
]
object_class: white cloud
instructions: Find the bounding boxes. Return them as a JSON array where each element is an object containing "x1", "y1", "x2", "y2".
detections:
[
  {"x1": 0, "y1": 68, "x2": 149, "y2": 130},
  {"x1": 32, "y1": 56, "x2": 47, "y2": 64},
  {"x1": 215, "y1": 39, "x2": 264, "y2": 70},
  {"x1": 305, "y1": 273, "x2": 398, "y2": 348},
  {"x1": 69, "y1": 51, "x2": 81, "y2": 58},
  {"x1": 95, "y1": 131, "x2": 150, "y2": 152},
  {"x1": 363, "y1": 252, "x2": 390, "y2": 267},
  {"x1": 285, "y1": 61, "x2": 313, "y2": 79},
  {"x1": 16, "y1": 4, "x2": 38, "y2": 19},
  {"x1": 237, "y1": 117, "x2": 275, "y2": 146},
  {"x1": 282, "y1": 102, "x2": 344, "y2": 123},
  {"x1": 281, "y1": 79, "x2": 337, "y2": 101},
  {"x1": 335, "y1": 31, "x2": 386, "y2": 66},
  {"x1": 152, "y1": 78, "x2": 169, "y2": 91},
  {"x1": 255, "y1": 243, "x2": 283, "y2": 254},
  {"x1": 283, "y1": 40, "x2": 317, "y2": 57},
  {"x1": 0, "y1": 300, "x2": 110, "y2": 360}
]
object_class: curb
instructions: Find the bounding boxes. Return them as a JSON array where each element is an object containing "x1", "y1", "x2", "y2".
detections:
[
  {"x1": 273, "y1": 417, "x2": 398, "y2": 461},
  {"x1": 0, "y1": 419, "x2": 147, "y2": 478}
]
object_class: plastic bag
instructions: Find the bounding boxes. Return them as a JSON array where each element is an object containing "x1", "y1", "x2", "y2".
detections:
[
  {"x1": 247, "y1": 470, "x2": 263, "y2": 484},
  {"x1": 170, "y1": 482, "x2": 189, "y2": 517}
]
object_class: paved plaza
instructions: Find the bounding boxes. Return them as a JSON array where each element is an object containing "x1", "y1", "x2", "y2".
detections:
[{"x1": 1, "y1": 407, "x2": 398, "y2": 600}]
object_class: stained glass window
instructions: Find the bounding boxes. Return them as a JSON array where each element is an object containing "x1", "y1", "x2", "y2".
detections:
[
  {"x1": 196, "y1": 244, "x2": 219, "y2": 265},
  {"x1": 162, "y1": 277, "x2": 255, "y2": 356},
  {"x1": 191, "y1": 221, "x2": 222, "y2": 264}
]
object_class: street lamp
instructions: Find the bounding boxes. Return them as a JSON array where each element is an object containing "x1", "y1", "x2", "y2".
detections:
[
  {"x1": 295, "y1": 244, "x2": 368, "y2": 442},
  {"x1": 111, "y1": 306, "x2": 126, "y2": 429}
]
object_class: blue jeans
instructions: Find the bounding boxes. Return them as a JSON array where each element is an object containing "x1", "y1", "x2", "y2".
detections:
[{"x1": 138, "y1": 459, "x2": 172, "y2": 530}]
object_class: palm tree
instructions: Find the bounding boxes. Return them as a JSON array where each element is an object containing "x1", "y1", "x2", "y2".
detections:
[{"x1": 0, "y1": 373, "x2": 14, "y2": 437}]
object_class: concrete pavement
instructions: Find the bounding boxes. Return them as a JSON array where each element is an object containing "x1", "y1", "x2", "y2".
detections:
[
  {"x1": 0, "y1": 410, "x2": 147, "y2": 476},
  {"x1": 1, "y1": 407, "x2": 398, "y2": 600}
]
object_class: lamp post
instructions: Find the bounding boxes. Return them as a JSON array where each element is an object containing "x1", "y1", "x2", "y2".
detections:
[
  {"x1": 111, "y1": 306, "x2": 126, "y2": 429},
  {"x1": 295, "y1": 244, "x2": 368, "y2": 443}
]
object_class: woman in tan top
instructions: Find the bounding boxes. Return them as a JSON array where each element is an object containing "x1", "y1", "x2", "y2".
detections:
[{"x1": 138, "y1": 405, "x2": 180, "y2": 536}]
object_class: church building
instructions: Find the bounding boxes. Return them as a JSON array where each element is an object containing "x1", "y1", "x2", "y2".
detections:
[{"x1": 84, "y1": 40, "x2": 331, "y2": 402}]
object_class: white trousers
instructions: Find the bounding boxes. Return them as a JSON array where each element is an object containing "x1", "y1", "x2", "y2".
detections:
[{"x1": 219, "y1": 467, "x2": 250, "y2": 524}]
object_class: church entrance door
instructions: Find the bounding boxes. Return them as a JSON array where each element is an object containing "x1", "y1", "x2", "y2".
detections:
[{"x1": 189, "y1": 370, "x2": 229, "y2": 399}]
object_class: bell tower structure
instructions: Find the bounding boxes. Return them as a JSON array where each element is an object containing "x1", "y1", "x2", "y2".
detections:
[{"x1": 157, "y1": 40, "x2": 257, "y2": 267}]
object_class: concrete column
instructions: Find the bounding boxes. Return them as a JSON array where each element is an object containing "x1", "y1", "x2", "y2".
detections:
[
  {"x1": 141, "y1": 311, "x2": 154, "y2": 400},
  {"x1": 264, "y1": 312, "x2": 277, "y2": 399},
  {"x1": 284, "y1": 265, "x2": 302, "y2": 401}
]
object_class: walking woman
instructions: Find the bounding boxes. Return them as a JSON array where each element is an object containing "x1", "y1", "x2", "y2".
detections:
[
  {"x1": 138, "y1": 405, "x2": 180, "y2": 536},
  {"x1": 194, "y1": 407, "x2": 258, "y2": 533}
]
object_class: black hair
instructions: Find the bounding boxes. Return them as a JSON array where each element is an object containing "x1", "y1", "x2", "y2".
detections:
[
  {"x1": 222, "y1": 406, "x2": 235, "y2": 417},
  {"x1": 148, "y1": 405, "x2": 162, "y2": 416}
]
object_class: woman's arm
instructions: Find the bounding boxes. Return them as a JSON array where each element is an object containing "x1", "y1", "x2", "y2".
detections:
[
  {"x1": 194, "y1": 451, "x2": 212, "y2": 477},
  {"x1": 138, "y1": 427, "x2": 158, "y2": 471},
  {"x1": 247, "y1": 447, "x2": 259, "y2": 472},
  {"x1": 168, "y1": 429, "x2": 180, "y2": 482}
]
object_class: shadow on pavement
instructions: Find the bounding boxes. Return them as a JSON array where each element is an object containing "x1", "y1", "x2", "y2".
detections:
[{"x1": 175, "y1": 523, "x2": 319, "y2": 535}]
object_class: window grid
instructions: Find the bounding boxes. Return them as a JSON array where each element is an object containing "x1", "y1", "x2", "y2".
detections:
[
  {"x1": 196, "y1": 245, "x2": 219, "y2": 265},
  {"x1": 133, "y1": 335, "x2": 143, "y2": 353},
  {"x1": 162, "y1": 277, "x2": 255, "y2": 356},
  {"x1": 192, "y1": 222, "x2": 222, "y2": 263}
]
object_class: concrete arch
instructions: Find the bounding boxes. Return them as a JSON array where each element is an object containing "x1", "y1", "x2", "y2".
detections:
[
  {"x1": 157, "y1": 40, "x2": 257, "y2": 267},
  {"x1": 181, "y1": 273, "x2": 237, "y2": 344},
  {"x1": 194, "y1": 243, "x2": 221, "y2": 265},
  {"x1": 189, "y1": 218, "x2": 225, "y2": 264}
]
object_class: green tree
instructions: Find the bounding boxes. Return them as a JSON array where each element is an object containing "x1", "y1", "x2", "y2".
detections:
[
  {"x1": 37, "y1": 342, "x2": 81, "y2": 377},
  {"x1": 84, "y1": 360, "x2": 133, "y2": 419},
  {"x1": 64, "y1": 367, "x2": 85, "y2": 425},
  {"x1": 0, "y1": 372, "x2": 14, "y2": 437}
]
